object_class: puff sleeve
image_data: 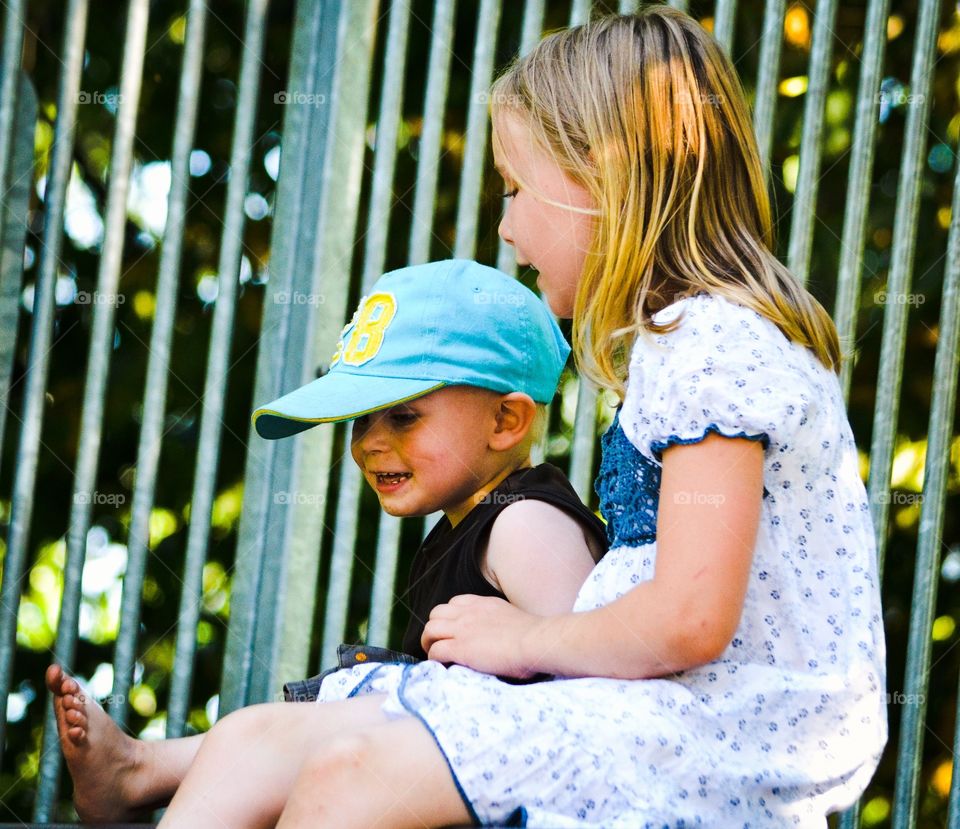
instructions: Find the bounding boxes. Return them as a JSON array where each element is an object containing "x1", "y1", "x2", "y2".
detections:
[{"x1": 619, "y1": 294, "x2": 824, "y2": 463}]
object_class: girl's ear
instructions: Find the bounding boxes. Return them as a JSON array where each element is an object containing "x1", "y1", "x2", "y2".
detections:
[{"x1": 489, "y1": 392, "x2": 537, "y2": 451}]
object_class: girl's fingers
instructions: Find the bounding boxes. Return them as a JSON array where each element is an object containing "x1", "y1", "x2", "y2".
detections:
[{"x1": 421, "y1": 619, "x2": 453, "y2": 653}]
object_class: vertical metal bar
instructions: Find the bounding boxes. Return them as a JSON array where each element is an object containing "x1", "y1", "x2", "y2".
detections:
[
  {"x1": 453, "y1": 0, "x2": 502, "y2": 259},
  {"x1": 0, "y1": 0, "x2": 26, "y2": 471},
  {"x1": 259, "y1": 0, "x2": 379, "y2": 692},
  {"x1": 519, "y1": 0, "x2": 545, "y2": 53},
  {"x1": 752, "y1": 0, "x2": 786, "y2": 177},
  {"x1": 63, "y1": 1, "x2": 151, "y2": 655},
  {"x1": 248, "y1": 0, "x2": 378, "y2": 690},
  {"x1": 408, "y1": 0, "x2": 455, "y2": 266},
  {"x1": 712, "y1": 0, "x2": 737, "y2": 55},
  {"x1": 667, "y1": 0, "x2": 688, "y2": 12},
  {"x1": 785, "y1": 0, "x2": 838, "y2": 285},
  {"x1": 337, "y1": 0, "x2": 414, "y2": 652},
  {"x1": 361, "y1": 0, "x2": 412, "y2": 286},
  {"x1": 495, "y1": 0, "x2": 544, "y2": 275},
  {"x1": 618, "y1": 0, "x2": 638, "y2": 15},
  {"x1": 320, "y1": 452, "x2": 364, "y2": 665},
  {"x1": 880, "y1": 3, "x2": 943, "y2": 819},
  {"x1": 888, "y1": 0, "x2": 960, "y2": 816},
  {"x1": 0, "y1": 0, "x2": 25, "y2": 251},
  {"x1": 866, "y1": 0, "x2": 938, "y2": 584},
  {"x1": 916, "y1": 145, "x2": 960, "y2": 829},
  {"x1": 109, "y1": 0, "x2": 269, "y2": 727},
  {"x1": 253, "y1": 0, "x2": 368, "y2": 705},
  {"x1": 833, "y1": 0, "x2": 892, "y2": 404},
  {"x1": 568, "y1": 378, "x2": 598, "y2": 503},
  {"x1": 0, "y1": 72, "x2": 36, "y2": 802},
  {"x1": 568, "y1": 0, "x2": 591, "y2": 26},
  {"x1": 134, "y1": 0, "x2": 210, "y2": 739},
  {"x1": 0, "y1": 75, "x2": 34, "y2": 500},
  {"x1": 0, "y1": 0, "x2": 89, "y2": 771},
  {"x1": 410, "y1": 0, "x2": 457, "y2": 547},
  {"x1": 828, "y1": 16, "x2": 892, "y2": 829},
  {"x1": 367, "y1": 516, "x2": 402, "y2": 645},
  {"x1": 222, "y1": 0, "x2": 348, "y2": 713}
]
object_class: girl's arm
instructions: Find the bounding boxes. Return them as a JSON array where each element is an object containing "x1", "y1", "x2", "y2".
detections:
[{"x1": 423, "y1": 432, "x2": 764, "y2": 679}]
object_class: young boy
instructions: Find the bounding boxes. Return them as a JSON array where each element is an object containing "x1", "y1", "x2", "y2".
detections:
[{"x1": 46, "y1": 259, "x2": 606, "y2": 824}]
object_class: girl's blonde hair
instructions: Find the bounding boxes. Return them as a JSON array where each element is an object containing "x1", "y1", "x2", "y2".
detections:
[{"x1": 490, "y1": 6, "x2": 841, "y2": 397}]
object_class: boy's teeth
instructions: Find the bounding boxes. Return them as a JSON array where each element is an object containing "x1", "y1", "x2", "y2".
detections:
[{"x1": 377, "y1": 472, "x2": 411, "y2": 482}]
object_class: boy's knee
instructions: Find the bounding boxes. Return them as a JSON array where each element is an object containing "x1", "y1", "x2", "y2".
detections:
[{"x1": 206, "y1": 703, "x2": 273, "y2": 747}]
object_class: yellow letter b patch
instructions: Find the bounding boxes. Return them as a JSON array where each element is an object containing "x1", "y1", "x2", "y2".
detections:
[{"x1": 331, "y1": 292, "x2": 397, "y2": 367}]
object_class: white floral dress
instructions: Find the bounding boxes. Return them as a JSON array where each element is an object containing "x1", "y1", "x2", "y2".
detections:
[{"x1": 316, "y1": 293, "x2": 887, "y2": 828}]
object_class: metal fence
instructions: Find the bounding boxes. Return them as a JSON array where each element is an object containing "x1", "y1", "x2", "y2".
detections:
[{"x1": 0, "y1": 0, "x2": 957, "y2": 825}]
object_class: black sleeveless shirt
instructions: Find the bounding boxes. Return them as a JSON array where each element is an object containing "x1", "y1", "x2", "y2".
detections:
[{"x1": 400, "y1": 463, "x2": 608, "y2": 658}]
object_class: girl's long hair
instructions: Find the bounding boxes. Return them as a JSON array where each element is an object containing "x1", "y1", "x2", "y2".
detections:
[{"x1": 490, "y1": 6, "x2": 841, "y2": 398}]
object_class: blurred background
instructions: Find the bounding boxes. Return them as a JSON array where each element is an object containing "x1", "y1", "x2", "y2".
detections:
[{"x1": 0, "y1": 0, "x2": 958, "y2": 824}]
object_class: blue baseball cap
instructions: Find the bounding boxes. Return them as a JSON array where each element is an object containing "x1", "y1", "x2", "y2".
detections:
[{"x1": 251, "y1": 259, "x2": 570, "y2": 439}]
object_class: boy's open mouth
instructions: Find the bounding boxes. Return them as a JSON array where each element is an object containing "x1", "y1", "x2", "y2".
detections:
[{"x1": 375, "y1": 472, "x2": 412, "y2": 484}]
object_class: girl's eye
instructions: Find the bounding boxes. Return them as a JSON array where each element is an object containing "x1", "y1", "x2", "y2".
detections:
[
  {"x1": 500, "y1": 188, "x2": 518, "y2": 199},
  {"x1": 390, "y1": 412, "x2": 418, "y2": 426}
]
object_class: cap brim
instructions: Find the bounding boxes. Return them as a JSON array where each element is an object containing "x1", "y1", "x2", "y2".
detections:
[{"x1": 251, "y1": 373, "x2": 446, "y2": 439}]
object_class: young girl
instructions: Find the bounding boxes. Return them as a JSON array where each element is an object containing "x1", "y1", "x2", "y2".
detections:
[{"x1": 50, "y1": 7, "x2": 886, "y2": 827}]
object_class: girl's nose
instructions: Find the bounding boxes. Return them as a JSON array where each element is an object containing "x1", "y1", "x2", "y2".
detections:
[{"x1": 498, "y1": 212, "x2": 514, "y2": 246}]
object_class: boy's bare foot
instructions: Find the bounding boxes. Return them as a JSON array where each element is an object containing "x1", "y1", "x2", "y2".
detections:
[{"x1": 45, "y1": 664, "x2": 147, "y2": 822}]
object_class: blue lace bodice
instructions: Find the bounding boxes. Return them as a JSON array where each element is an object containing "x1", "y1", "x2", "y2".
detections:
[{"x1": 595, "y1": 410, "x2": 660, "y2": 548}]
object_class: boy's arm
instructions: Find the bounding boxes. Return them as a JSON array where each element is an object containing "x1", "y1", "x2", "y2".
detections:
[
  {"x1": 481, "y1": 500, "x2": 598, "y2": 615},
  {"x1": 424, "y1": 433, "x2": 763, "y2": 679}
]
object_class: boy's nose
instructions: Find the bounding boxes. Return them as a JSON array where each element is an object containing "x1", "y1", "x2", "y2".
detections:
[{"x1": 352, "y1": 415, "x2": 389, "y2": 455}]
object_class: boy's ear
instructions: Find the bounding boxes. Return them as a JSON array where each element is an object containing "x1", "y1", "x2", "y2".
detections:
[{"x1": 489, "y1": 392, "x2": 537, "y2": 451}]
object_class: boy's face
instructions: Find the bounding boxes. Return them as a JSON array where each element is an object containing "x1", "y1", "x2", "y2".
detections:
[
  {"x1": 350, "y1": 385, "x2": 503, "y2": 524},
  {"x1": 493, "y1": 110, "x2": 596, "y2": 319}
]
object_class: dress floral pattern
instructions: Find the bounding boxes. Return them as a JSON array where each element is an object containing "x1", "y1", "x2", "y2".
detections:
[{"x1": 316, "y1": 293, "x2": 887, "y2": 828}]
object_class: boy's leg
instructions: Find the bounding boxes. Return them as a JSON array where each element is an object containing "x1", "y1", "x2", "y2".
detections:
[
  {"x1": 276, "y1": 717, "x2": 472, "y2": 829},
  {"x1": 156, "y1": 694, "x2": 396, "y2": 829},
  {"x1": 46, "y1": 664, "x2": 202, "y2": 821}
]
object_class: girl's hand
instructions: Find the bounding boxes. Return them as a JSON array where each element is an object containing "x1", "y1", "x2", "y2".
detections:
[{"x1": 422, "y1": 594, "x2": 544, "y2": 679}]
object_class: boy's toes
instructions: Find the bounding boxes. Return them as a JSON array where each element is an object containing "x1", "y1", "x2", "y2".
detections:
[
  {"x1": 65, "y1": 707, "x2": 87, "y2": 727},
  {"x1": 45, "y1": 664, "x2": 63, "y2": 693},
  {"x1": 63, "y1": 692, "x2": 85, "y2": 711}
]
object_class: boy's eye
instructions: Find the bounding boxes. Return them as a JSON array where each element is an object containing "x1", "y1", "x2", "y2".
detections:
[{"x1": 390, "y1": 412, "x2": 418, "y2": 425}]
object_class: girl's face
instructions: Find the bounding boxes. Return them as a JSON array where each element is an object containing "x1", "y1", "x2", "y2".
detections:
[{"x1": 493, "y1": 112, "x2": 596, "y2": 319}]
